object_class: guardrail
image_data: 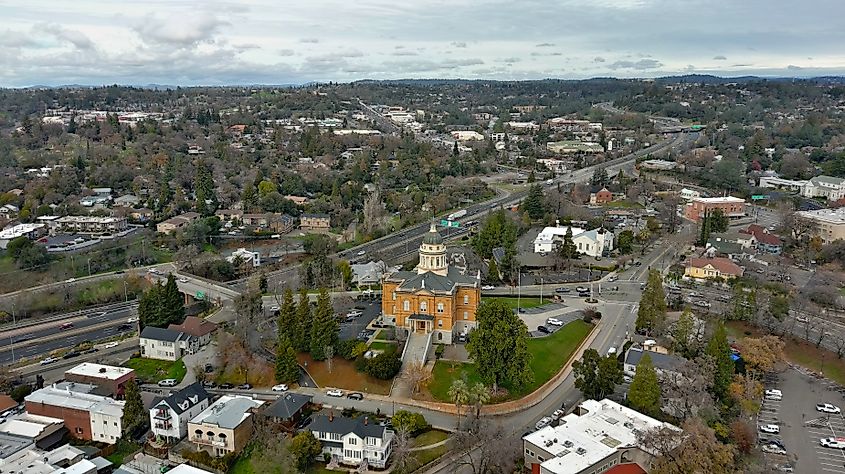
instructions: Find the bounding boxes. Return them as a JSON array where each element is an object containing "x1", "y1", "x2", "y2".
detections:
[{"x1": 0, "y1": 300, "x2": 138, "y2": 333}]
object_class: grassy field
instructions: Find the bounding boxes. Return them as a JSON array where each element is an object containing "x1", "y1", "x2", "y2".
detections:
[
  {"x1": 298, "y1": 353, "x2": 392, "y2": 395},
  {"x1": 482, "y1": 297, "x2": 554, "y2": 310},
  {"x1": 413, "y1": 444, "x2": 449, "y2": 468},
  {"x1": 413, "y1": 429, "x2": 449, "y2": 447},
  {"x1": 369, "y1": 341, "x2": 397, "y2": 352},
  {"x1": 426, "y1": 320, "x2": 592, "y2": 402},
  {"x1": 124, "y1": 357, "x2": 187, "y2": 383}
]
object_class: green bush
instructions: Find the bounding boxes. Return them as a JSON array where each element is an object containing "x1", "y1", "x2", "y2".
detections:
[
  {"x1": 392, "y1": 410, "x2": 429, "y2": 435},
  {"x1": 434, "y1": 344, "x2": 445, "y2": 359},
  {"x1": 364, "y1": 352, "x2": 402, "y2": 379},
  {"x1": 180, "y1": 448, "x2": 237, "y2": 472}
]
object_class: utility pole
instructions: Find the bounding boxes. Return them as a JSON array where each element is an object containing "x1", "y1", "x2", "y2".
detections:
[{"x1": 9, "y1": 304, "x2": 16, "y2": 365}]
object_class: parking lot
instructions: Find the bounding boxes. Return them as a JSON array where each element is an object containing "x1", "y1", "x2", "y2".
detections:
[
  {"x1": 760, "y1": 366, "x2": 845, "y2": 473},
  {"x1": 513, "y1": 302, "x2": 584, "y2": 337}
]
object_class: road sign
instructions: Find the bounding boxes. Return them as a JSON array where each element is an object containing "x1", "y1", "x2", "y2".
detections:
[
  {"x1": 439, "y1": 219, "x2": 460, "y2": 228},
  {"x1": 751, "y1": 195, "x2": 770, "y2": 201},
  {"x1": 196, "y1": 291, "x2": 206, "y2": 299}
]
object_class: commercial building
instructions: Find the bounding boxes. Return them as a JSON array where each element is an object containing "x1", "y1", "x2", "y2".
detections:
[
  {"x1": 149, "y1": 382, "x2": 210, "y2": 444},
  {"x1": 187, "y1": 395, "x2": 264, "y2": 457},
  {"x1": 157, "y1": 212, "x2": 200, "y2": 235},
  {"x1": 139, "y1": 326, "x2": 198, "y2": 361},
  {"x1": 546, "y1": 141, "x2": 603, "y2": 154},
  {"x1": 64, "y1": 363, "x2": 136, "y2": 398},
  {"x1": 381, "y1": 224, "x2": 480, "y2": 344},
  {"x1": 682, "y1": 196, "x2": 746, "y2": 222},
  {"x1": 523, "y1": 399, "x2": 678, "y2": 474},
  {"x1": 684, "y1": 257, "x2": 744, "y2": 280},
  {"x1": 55, "y1": 216, "x2": 128, "y2": 235},
  {"x1": 0, "y1": 442, "x2": 106, "y2": 474},
  {"x1": 0, "y1": 223, "x2": 46, "y2": 249},
  {"x1": 0, "y1": 412, "x2": 66, "y2": 450},
  {"x1": 25, "y1": 382, "x2": 125, "y2": 444},
  {"x1": 796, "y1": 207, "x2": 845, "y2": 243},
  {"x1": 309, "y1": 413, "x2": 394, "y2": 469}
]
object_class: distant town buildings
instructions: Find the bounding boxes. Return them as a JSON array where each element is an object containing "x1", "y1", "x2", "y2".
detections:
[
  {"x1": 157, "y1": 212, "x2": 201, "y2": 235},
  {"x1": 682, "y1": 196, "x2": 746, "y2": 222},
  {"x1": 25, "y1": 382, "x2": 125, "y2": 444},
  {"x1": 796, "y1": 207, "x2": 845, "y2": 243}
]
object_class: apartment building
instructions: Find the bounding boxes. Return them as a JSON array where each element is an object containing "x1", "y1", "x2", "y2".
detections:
[
  {"x1": 300, "y1": 213, "x2": 331, "y2": 230},
  {"x1": 523, "y1": 399, "x2": 678, "y2": 474},
  {"x1": 187, "y1": 395, "x2": 264, "y2": 457},
  {"x1": 157, "y1": 212, "x2": 200, "y2": 235},
  {"x1": 682, "y1": 196, "x2": 746, "y2": 222},
  {"x1": 149, "y1": 382, "x2": 210, "y2": 444},
  {"x1": 64, "y1": 363, "x2": 136, "y2": 398},
  {"x1": 25, "y1": 382, "x2": 125, "y2": 444},
  {"x1": 55, "y1": 216, "x2": 128, "y2": 235}
]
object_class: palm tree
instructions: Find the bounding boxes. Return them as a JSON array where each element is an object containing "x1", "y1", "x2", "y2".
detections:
[
  {"x1": 468, "y1": 382, "x2": 490, "y2": 418},
  {"x1": 448, "y1": 379, "x2": 470, "y2": 429}
]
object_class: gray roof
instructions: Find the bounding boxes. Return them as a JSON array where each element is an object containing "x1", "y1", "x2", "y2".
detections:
[
  {"x1": 706, "y1": 238, "x2": 743, "y2": 256},
  {"x1": 154, "y1": 382, "x2": 209, "y2": 415},
  {"x1": 625, "y1": 348, "x2": 686, "y2": 373},
  {"x1": 408, "y1": 314, "x2": 434, "y2": 321},
  {"x1": 264, "y1": 393, "x2": 311, "y2": 420},
  {"x1": 191, "y1": 395, "x2": 263, "y2": 429},
  {"x1": 308, "y1": 414, "x2": 387, "y2": 439},
  {"x1": 390, "y1": 267, "x2": 477, "y2": 294},
  {"x1": 811, "y1": 175, "x2": 845, "y2": 186},
  {"x1": 140, "y1": 326, "x2": 188, "y2": 343},
  {"x1": 422, "y1": 224, "x2": 444, "y2": 245}
]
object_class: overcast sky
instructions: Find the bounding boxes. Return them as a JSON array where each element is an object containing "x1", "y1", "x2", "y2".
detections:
[{"x1": 2, "y1": 0, "x2": 843, "y2": 87}]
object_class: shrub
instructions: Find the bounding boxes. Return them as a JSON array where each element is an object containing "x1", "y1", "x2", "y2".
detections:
[
  {"x1": 364, "y1": 352, "x2": 402, "y2": 379},
  {"x1": 434, "y1": 344, "x2": 445, "y2": 359},
  {"x1": 180, "y1": 448, "x2": 237, "y2": 472},
  {"x1": 392, "y1": 410, "x2": 429, "y2": 435}
]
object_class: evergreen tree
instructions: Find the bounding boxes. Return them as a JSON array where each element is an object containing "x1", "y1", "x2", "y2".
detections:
[
  {"x1": 138, "y1": 283, "x2": 165, "y2": 328},
  {"x1": 486, "y1": 259, "x2": 500, "y2": 283},
  {"x1": 278, "y1": 288, "x2": 296, "y2": 343},
  {"x1": 242, "y1": 183, "x2": 258, "y2": 212},
  {"x1": 162, "y1": 274, "x2": 185, "y2": 325},
  {"x1": 591, "y1": 168, "x2": 610, "y2": 187},
  {"x1": 706, "y1": 323, "x2": 734, "y2": 400},
  {"x1": 465, "y1": 300, "x2": 533, "y2": 392},
  {"x1": 120, "y1": 379, "x2": 146, "y2": 436},
  {"x1": 294, "y1": 288, "x2": 312, "y2": 352},
  {"x1": 558, "y1": 226, "x2": 577, "y2": 260},
  {"x1": 627, "y1": 353, "x2": 661, "y2": 417},
  {"x1": 573, "y1": 349, "x2": 623, "y2": 400},
  {"x1": 275, "y1": 334, "x2": 300, "y2": 384},
  {"x1": 635, "y1": 270, "x2": 667, "y2": 335},
  {"x1": 310, "y1": 288, "x2": 338, "y2": 360},
  {"x1": 194, "y1": 159, "x2": 217, "y2": 216},
  {"x1": 673, "y1": 307, "x2": 697, "y2": 358},
  {"x1": 523, "y1": 184, "x2": 545, "y2": 220},
  {"x1": 710, "y1": 208, "x2": 729, "y2": 233}
]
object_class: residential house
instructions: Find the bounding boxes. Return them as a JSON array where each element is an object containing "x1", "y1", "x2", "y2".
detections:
[
  {"x1": 623, "y1": 347, "x2": 686, "y2": 378},
  {"x1": 0, "y1": 223, "x2": 46, "y2": 249},
  {"x1": 351, "y1": 261, "x2": 399, "y2": 286},
  {"x1": 226, "y1": 248, "x2": 261, "y2": 269},
  {"x1": 167, "y1": 316, "x2": 218, "y2": 347},
  {"x1": 704, "y1": 237, "x2": 746, "y2": 260},
  {"x1": 262, "y1": 393, "x2": 311, "y2": 429},
  {"x1": 708, "y1": 231, "x2": 756, "y2": 250},
  {"x1": 284, "y1": 195, "x2": 309, "y2": 206},
  {"x1": 0, "y1": 204, "x2": 19, "y2": 218},
  {"x1": 523, "y1": 399, "x2": 678, "y2": 474},
  {"x1": 25, "y1": 382, "x2": 125, "y2": 444},
  {"x1": 157, "y1": 212, "x2": 200, "y2": 235},
  {"x1": 682, "y1": 196, "x2": 746, "y2": 222},
  {"x1": 114, "y1": 194, "x2": 140, "y2": 207},
  {"x1": 241, "y1": 212, "x2": 295, "y2": 233},
  {"x1": 149, "y1": 382, "x2": 210, "y2": 444},
  {"x1": 188, "y1": 395, "x2": 264, "y2": 457},
  {"x1": 300, "y1": 213, "x2": 331, "y2": 230},
  {"x1": 533, "y1": 225, "x2": 586, "y2": 254},
  {"x1": 56, "y1": 216, "x2": 128, "y2": 235},
  {"x1": 0, "y1": 443, "x2": 106, "y2": 474},
  {"x1": 64, "y1": 363, "x2": 136, "y2": 399},
  {"x1": 139, "y1": 326, "x2": 198, "y2": 361},
  {"x1": 128, "y1": 207, "x2": 154, "y2": 222},
  {"x1": 684, "y1": 257, "x2": 744, "y2": 280},
  {"x1": 572, "y1": 228, "x2": 614, "y2": 258},
  {"x1": 589, "y1": 186, "x2": 613, "y2": 205},
  {"x1": 742, "y1": 224, "x2": 783, "y2": 254},
  {"x1": 309, "y1": 413, "x2": 394, "y2": 468}
]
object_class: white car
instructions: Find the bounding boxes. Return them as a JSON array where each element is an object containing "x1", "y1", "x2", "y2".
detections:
[
  {"x1": 535, "y1": 417, "x2": 552, "y2": 430},
  {"x1": 272, "y1": 384, "x2": 289, "y2": 392},
  {"x1": 688, "y1": 292, "x2": 702, "y2": 298},
  {"x1": 576, "y1": 286, "x2": 589, "y2": 293},
  {"x1": 158, "y1": 378, "x2": 178, "y2": 387},
  {"x1": 759, "y1": 424, "x2": 780, "y2": 434},
  {"x1": 127, "y1": 317, "x2": 139, "y2": 323},
  {"x1": 607, "y1": 347, "x2": 617, "y2": 356},
  {"x1": 695, "y1": 301, "x2": 711, "y2": 308},
  {"x1": 326, "y1": 389, "x2": 344, "y2": 397},
  {"x1": 356, "y1": 250, "x2": 366, "y2": 256},
  {"x1": 796, "y1": 316, "x2": 809, "y2": 323},
  {"x1": 607, "y1": 275, "x2": 618, "y2": 282},
  {"x1": 762, "y1": 444, "x2": 787, "y2": 455},
  {"x1": 481, "y1": 285, "x2": 495, "y2": 290},
  {"x1": 269, "y1": 305, "x2": 280, "y2": 312},
  {"x1": 101, "y1": 341, "x2": 119, "y2": 349},
  {"x1": 765, "y1": 389, "x2": 783, "y2": 398},
  {"x1": 40, "y1": 357, "x2": 59, "y2": 365},
  {"x1": 820, "y1": 437, "x2": 845, "y2": 449},
  {"x1": 546, "y1": 318, "x2": 563, "y2": 326},
  {"x1": 178, "y1": 278, "x2": 189, "y2": 283},
  {"x1": 817, "y1": 403, "x2": 841, "y2": 414}
]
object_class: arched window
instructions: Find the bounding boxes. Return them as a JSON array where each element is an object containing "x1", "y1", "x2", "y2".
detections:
[
  {"x1": 438, "y1": 319, "x2": 443, "y2": 327},
  {"x1": 463, "y1": 294, "x2": 469, "y2": 304},
  {"x1": 420, "y1": 301, "x2": 428, "y2": 312},
  {"x1": 403, "y1": 300, "x2": 410, "y2": 312}
]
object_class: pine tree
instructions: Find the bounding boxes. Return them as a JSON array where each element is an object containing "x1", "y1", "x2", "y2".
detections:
[
  {"x1": 523, "y1": 184, "x2": 545, "y2": 220},
  {"x1": 242, "y1": 183, "x2": 258, "y2": 212},
  {"x1": 277, "y1": 288, "x2": 296, "y2": 343},
  {"x1": 275, "y1": 334, "x2": 300, "y2": 384},
  {"x1": 294, "y1": 288, "x2": 312, "y2": 352},
  {"x1": 194, "y1": 159, "x2": 217, "y2": 216},
  {"x1": 310, "y1": 288, "x2": 338, "y2": 360},
  {"x1": 673, "y1": 307, "x2": 697, "y2": 358},
  {"x1": 138, "y1": 283, "x2": 163, "y2": 328},
  {"x1": 706, "y1": 323, "x2": 734, "y2": 400},
  {"x1": 120, "y1": 379, "x2": 146, "y2": 435},
  {"x1": 635, "y1": 270, "x2": 667, "y2": 335},
  {"x1": 627, "y1": 353, "x2": 661, "y2": 417},
  {"x1": 162, "y1": 274, "x2": 185, "y2": 325},
  {"x1": 486, "y1": 259, "x2": 500, "y2": 283}
]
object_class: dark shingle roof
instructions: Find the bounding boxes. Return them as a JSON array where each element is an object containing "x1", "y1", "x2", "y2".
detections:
[
  {"x1": 393, "y1": 267, "x2": 477, "y2": 293},
  {"x1": 308, "y1": 414, "x2": 387, "y2": 439},
  {"x1": 624, "y1": 348, "x2": 686, "y2": 373},
  {"x1": 140, "y1": 326, "x2": 182, "y2": 342},
  {"x1": 264, "y1": 393, "x2": 311, "y2": 420},
  {"x1": 155, "y1": 382, "x2": 209, "y2": 415}
]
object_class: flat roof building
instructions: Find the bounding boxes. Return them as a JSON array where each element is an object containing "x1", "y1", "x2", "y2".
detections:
[
  {"x1": 64, "y1": 362, "x2": 136, "y2": 398},
  {"x1": 25, "y1": 382, "x2": 125, "y2": 444},
  {"x1": 797, "y1": 207, "x2": 845, "y2": 243}
]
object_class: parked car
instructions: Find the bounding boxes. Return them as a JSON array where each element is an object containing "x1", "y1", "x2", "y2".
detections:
[
  {"x1": 356, "y1": 250, "x2": 366, "y2": 256},
  {"x1": 607, "y1": 275, "x2": 618, "y2": 282},
  {"x1": 218, "y1": 383, "x2": 234, "y2": 389},
  {"x1": 127, "y1": 317, "x2": 139, "y2": 323},
  {"x1": 796, "y1": 316, "x2": 809, "y2": 323},
  {"x1": 269, "y1": 305, "x2": 280, "y2": 312},
  {"x1": 481, "y1": 285, "x2": 495, "y2": 290},
  {"x1": 817, "y1": 403, "x2": 841, "y2": 414},
  {"x1": 607, "y1": 347, "x2": 617, "y2": 356},
  {"x1": 759, "y1": 424, "x2": 780, "y2": 434},
  {"x1": 178, "y1": 278, "x2": 189, "y2": 283},
  {"x1": 202, "y1": 381, "x2": 217, "y2": 388},
  {"x1": 761, "y1": 443, "x2": 787, "y2": 455},
  {"x1": 457, "y1": 333, "x2": 467, "y2": 343},
  {"x1": 40, "y1": 357, "x2": 59, "y2": 366},
  {"x1": 272, "y1": 384, "x2": 289, "y2": 392},
  {"x1": 535, "y1": 417, "x2": 552, "y2": 430},
  {"x1": 347, "y1": 392, "x2": 364, "y2": 400},
  {"x1": 820, "y1": 437, "x2": 845, "y2": 449},
  {"x1": 326, "y1": 389, "x2": 344, "y2": 397},
  {"x1": 765, "y1": 389, "x2": 783, "y2": 398},
  {"x1": 62, "y1": 351, "x2": 81, "y2": 359},
  {"x1": 517, "y1": 308, "x2": 526, "y2": 313},
  {"x1": 695, "y1": 301, "x2": 711, "y2": 308},
  {"x1": 205, "y1": 364, "x2": 214, "y2": 373},
  {"x1": 546, "y1": 318, "x2": 563, "y2": 326},
  {"x1": 158, "y1": 379, "x2": 178, "y2": 387},
  {"x1": 537, "y1": 325, "x2": 551, "y2": 334},
  {"x1": 555, "y1": 287, "x2": 571, "y2": 293},
  {"x1": 237, "y1": 383, "x2": 252, "y2": 390},
  {"x1": 576, "y1": 286, "x2": 588, "y2": 293},
  {"x1": 101, "y1": 341, "x2": 119, "y2": 349}
]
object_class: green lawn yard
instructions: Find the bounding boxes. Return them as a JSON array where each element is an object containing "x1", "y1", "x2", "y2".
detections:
[
  {"x1": 426, "y1": 319, "x2": 592, "y2": 402},
  {"x1": 124, "y1": 357, "x2": 187, "y2": 383}
]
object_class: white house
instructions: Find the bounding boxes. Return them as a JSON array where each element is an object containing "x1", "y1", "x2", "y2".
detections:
[
  {"x1": 572, "y1": 228, "x2": 614, "y2": 258},
  {"x1": 801, "y1": 175, "x2": 845, "y2": 201},
  {"x1": 139, "y1": 327, "x2": 198, "y2": 361},
  {"x1": 533, "y1": 226, "x2": 585, "y2": 254},
  {"x1": 150, "y1": 382, "x2": 210, "y2": 444},
  {"x1": 308, "y1": 414, "x2": 394, "y2": 469},
  {"x1": 226, "y1": 248, "x2": 260, "y2": 268},
  {"x1": 679, "y1": 188, "x2": 700, "y2": 201}
]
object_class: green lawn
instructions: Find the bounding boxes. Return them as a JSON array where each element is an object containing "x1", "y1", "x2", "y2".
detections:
[
  {"x1": 482, "y1": 297, "x2": 554, "y2": 310},
  {"x1": 413, "y1": 429, "x2": 449, "y2": 447},
  {"x1": 105, "y1": 440, "x2": 141, "y2": 466},
  {"x1": 413, "y1": 444, "x2": 449, "y2": 467},
  {"x1": 124, "y1": 357, "x2": 187, "y2": 383},
  {"x1": 427, "y1": 320, "x2": 592, "y2": 402},
  {"x1": 369, "y1": 341, "x2": 397, "y2": 352}
]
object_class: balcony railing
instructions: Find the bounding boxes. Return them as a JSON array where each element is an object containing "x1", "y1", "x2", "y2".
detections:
[
  {"x1": 191, "y1": 436, "x2": 227, "y2": 448},
  {"x1": 154, "y1": 422, "x2": 173, "y2": 430},
  {"x1": 153, "y1": 410, "x2": 171, "y2": 420}
]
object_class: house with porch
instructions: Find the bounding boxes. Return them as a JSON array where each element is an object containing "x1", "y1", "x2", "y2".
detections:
[
  {"x1": 149, "y1": 382, "x2": 210, "y2": 444},
  {"x1": 308, "y1": 413, "x2": 394, "y2": 469}
]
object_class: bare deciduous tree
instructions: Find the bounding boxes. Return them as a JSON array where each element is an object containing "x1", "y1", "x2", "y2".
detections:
[
  {"x1": 661, "y1": 357, "x2": 715, "y2": 420},
  {"x1": 402, "y1": 361, "x2": 431, "y2": 395},
  {"x1": 453, "y1": 414, "x2": 519, "y2": 474},
  {"x1": 362, "y1": 187, "x2": 386, "y2": 235},
  {"x1": 390, "y1": 427, "x2": 417, "y2": 474},
  {"x1": 325, "y1": 345, "x2": 334, "y2": 374}
]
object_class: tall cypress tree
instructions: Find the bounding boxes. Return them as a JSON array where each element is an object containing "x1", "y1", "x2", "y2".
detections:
[
  {"x1": 294, "y1": 288, "x2": 312, "y2": 352},
  {"x1": 707, "y1": 323, "x2": 735, "y2": 400},
  {"x1": 628, "y1": 353, "x2": 661, "y2": 417},
  {"x1": 275, "y1": 334, "x2": 300, "y2": 384},
  {"x1": 310, "y1": 288, "x2": 338, "y2": 360},
  {"x1": 162, "y1": 274, "x2": 185, "y2": 325},
  {"x1": 138, "y1": 283, "x2": 163, "y2": 328},
  {"x1": 278, "y1": 288, "x2": 296, "y2": 343}
]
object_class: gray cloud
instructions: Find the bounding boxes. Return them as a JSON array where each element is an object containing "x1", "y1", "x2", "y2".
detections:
[
  {"x1": 451, "y1": 41, "x2": 467, "y2": 48},
  {"x1": 713, "y1": 55, "x2": 727, "y2": 60},
  {"x1": 41, "y1": 23, "x2": 95, "y2": 50},
  {"x1": 607, "y1": 59, "x2": 663, "y2": 70},
  {"x1": 392, "y1": 50, "x2": 418, "y2": 56},
  {"x1": 133, "y1": 13, "x2": 227, "y2": 47},
  {"x1": 299, "y1": 38, "x2": 319, "y2": 43},
  {"x1": 787, "y1": 64, "x2": 802, "y2": 70},
  {"x1": 495, "y1": 57, "x2": 521, "y2": 63},
  {"x1": 594, "y1": 56, "x2": 606, "y2": 63},
  {"x1": 278, "y1": 49, "x2": 295, "y2": 56},
  {"x1": 536, "y1": 43, "x2": 555, "y2": 47}
]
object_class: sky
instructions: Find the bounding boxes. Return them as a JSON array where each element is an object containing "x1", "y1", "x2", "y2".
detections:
[{"x1": 1, "y1": 0, "x2": 844, "y2": 87}]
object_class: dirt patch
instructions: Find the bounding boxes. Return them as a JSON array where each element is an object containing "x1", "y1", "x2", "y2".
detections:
[{"x1": 297, "y1": 353, "x2": 392, "y2": 395}]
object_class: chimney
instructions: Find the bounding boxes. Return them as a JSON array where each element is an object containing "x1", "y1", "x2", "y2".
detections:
[{"x1": 364, "y1": 416, "x2": 368, "y2": 425}]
